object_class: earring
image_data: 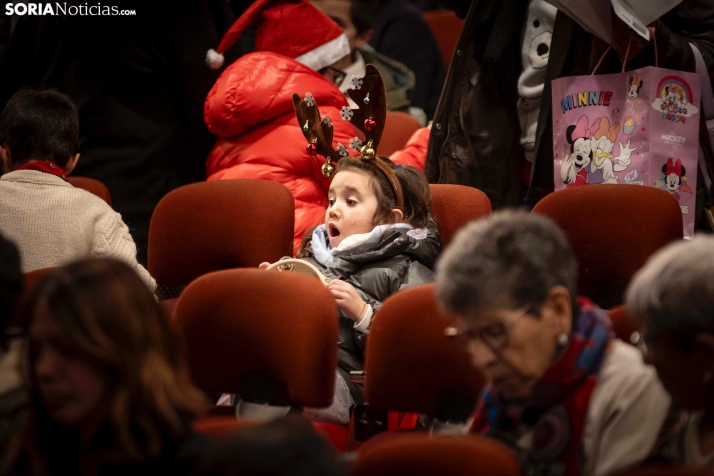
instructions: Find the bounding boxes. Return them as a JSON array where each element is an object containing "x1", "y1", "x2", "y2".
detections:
[
  {"x1": 703, "y1": 371, "x2": 712, "y2": 384},
  {"x1": 557, "y1": 332, "x2": 569, "y2": 346}
]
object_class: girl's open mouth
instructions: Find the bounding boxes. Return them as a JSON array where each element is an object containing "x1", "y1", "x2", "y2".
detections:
[{"x1": 329, "y1": 223, "x2": 340, "y2": 238}]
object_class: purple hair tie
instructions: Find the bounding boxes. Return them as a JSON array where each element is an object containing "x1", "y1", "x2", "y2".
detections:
[{"x1": 397, "y1": 164, "x2": 403, "y2": 168}]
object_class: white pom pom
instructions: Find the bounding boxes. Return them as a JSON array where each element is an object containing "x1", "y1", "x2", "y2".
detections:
[{"x1": 205, "y1": 49, "x2": 225, "y2": 70}]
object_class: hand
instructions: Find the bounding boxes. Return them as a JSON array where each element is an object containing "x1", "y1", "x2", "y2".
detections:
[
  {"x1": 681, "y1": 205, "x2": 689, "y2": 215},
  {"x1": 328, "y1": 279, "x2": 366, "y2": 321},
  {"x1": 614, "y1": 140, "x2": 635, "y2": 171},
  {"x1": 619, "y1": 139, "x2": 635, "y2": 156},
  {"x1": 259, "y1": 262, "x2": 270, "y2": 270},
  {"x1": 611, "y1": 10, "x2": 656, "y2": 61}
]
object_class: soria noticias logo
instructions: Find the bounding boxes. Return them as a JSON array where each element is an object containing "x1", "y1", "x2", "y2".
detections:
[{"x1": 5, "y1": 3, "x2": 137, "y2": 16}]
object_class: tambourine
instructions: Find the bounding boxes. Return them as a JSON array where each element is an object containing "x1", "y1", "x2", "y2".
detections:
[{"x1": 265, "y1": 258, "x2": 330, "y2": 286}]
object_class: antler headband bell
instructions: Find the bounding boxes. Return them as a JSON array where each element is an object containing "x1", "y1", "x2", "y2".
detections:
[
  {"x1": 293, "y1": 92, "x2": 342, "y2": 178},
  {"x1": 342, "y1": 65, "x2": 404, "y2": 211},
  {"x1": 292, "y1": 66, "x2": 405, "y2": 211}
]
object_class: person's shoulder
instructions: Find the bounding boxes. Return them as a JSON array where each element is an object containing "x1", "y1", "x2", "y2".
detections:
[
  {"x1": 594, "y1": 340, "x2": 666, "y2": 404},
  {"x1": 599, "y1": 340, "x2": 654, "y2": 381},
  {"x1": 66, "y1": 186, "x2": 115, "y2": 215}
]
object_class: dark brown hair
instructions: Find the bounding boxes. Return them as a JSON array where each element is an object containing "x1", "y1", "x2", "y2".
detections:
[
  {"x1": 336, "y1": 156, "x2": 430, "y2": 228},
  {"x1": 21, "y1": 259, "x2": 206, "y2": 475},
  {"x1": 0, "y1": 89, "x2": 79, "y2": 168},
  {"x1": 296, "y1": 158, "x2": 431, "y2": 257}
]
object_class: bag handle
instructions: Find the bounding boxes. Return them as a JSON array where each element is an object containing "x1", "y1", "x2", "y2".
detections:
[
  {"x1": 691, "y1": 43, "x2": 714, "y2": 122},
  {"x1": 689, "y1": 42, "x2": 714, "y2": 193},
  {"x1": 591, "y1": 30, "x2": 659, "y2": 76}
]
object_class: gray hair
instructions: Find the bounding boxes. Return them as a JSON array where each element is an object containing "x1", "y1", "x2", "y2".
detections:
[
  {"x1": 435, "y1": 210, "x2": 578, "y2": 317},
  {"x1": 626, "y1": 236, "x2": 714, "y2": 345}
]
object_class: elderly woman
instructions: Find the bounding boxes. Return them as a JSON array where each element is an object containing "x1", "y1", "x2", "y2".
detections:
[
  {"x1": 627, "y1": 236, "x2": 714, "y2": 469},
  {"x1": 436, "y1": 210, "x2": 670, "y2": 476}
]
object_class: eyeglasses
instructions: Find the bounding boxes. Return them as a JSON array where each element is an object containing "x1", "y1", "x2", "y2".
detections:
[
  {"x1": 324, "y1": 66, "x2": 347, "y2": 87},
  {"x1": 444, "y1": 304, "x2": 535, "y2": 352}
]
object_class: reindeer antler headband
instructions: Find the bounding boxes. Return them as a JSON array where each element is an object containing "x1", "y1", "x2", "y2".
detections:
[{"x1": 293, "y1": 64, "x2": 404, "y2": 211}]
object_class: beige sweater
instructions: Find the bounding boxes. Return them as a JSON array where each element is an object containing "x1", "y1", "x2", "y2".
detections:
[
  {"x1": 513, "y1": 340, "x2": 671, "y2": 476},
  {"x1": 0, "y1": 170, "x2": 155, "y2": 291}
]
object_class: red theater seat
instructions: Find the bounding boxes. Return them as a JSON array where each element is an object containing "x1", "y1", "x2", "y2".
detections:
[
  {"x1": 68, "y1": 176, "x2": 112, "y2": 206},
  {"x1": 148, "y1": 180, "x2": 294, "y2": 311},
  {"x1": 364, "y1": 284, "x2": 485, "y2": 423},
  {"x1": 532, "y1": 185, "x2": 682, "y2": 308},
  {"x1": 193, "y1": 416, "x2": 260, "y2": 438},
  {"x1": 174, "y1": 268, "x2": 337, "y2": 407},
  {"x1": 11, "y1": 267, "x2": 57, "y2": 328},
  {"x1": 609, "y1": 305, "x2": 638, "y2": 343},
  {"x1": 353, "y1": 433, "x2": 521, "y2": 476},
  {"x1": 423, "y1": 10, "x2": 466, "y2": 67},
  {"x1": 380, "y1": 111, "x2": 423, "y2": 157},
  {"x1": 429, "y1": 184, "x2": 491, "y2": 248}
]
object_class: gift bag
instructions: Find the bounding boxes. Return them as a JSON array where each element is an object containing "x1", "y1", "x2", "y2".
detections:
[{"x1": 551, "y1": 46, "x2": 701, "y2": 237}]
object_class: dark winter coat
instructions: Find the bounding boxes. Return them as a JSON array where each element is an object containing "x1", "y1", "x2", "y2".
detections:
[
  {"x1": 369, "y1": 0, "x2": 446, "y2": 119},
  {"x1": 302, "y1": 221, "x2": 441, "y2": 402},
  {"x1": 424, "y1": 0, "x2": 714, "y2": 212}
]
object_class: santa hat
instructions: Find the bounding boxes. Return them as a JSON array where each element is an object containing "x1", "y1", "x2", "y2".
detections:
[{"x1": 206, "y1": 0, "x2": 351, "y2": 72}]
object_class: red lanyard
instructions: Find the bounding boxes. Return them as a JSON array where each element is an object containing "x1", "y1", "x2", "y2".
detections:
[{"x1": 16, "y1": 161, "x2": 68, "y2": 182}]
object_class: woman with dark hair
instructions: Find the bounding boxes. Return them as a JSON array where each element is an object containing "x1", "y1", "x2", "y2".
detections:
[
  {"x1": 627, "y1": 236, "x2": 714, "y2": 469},
  {"x1": 16, "y1": 259, "x2": 208, "y2": 475}
]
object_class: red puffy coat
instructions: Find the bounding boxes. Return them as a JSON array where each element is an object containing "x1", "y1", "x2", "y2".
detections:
[{"x1": 205, "y1": 51, "x2": 355, "y2": 253}]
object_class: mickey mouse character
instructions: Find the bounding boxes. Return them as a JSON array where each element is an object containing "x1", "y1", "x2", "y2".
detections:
[
  {"x1": 661, "y1": 157, "x2": 693, "y2": 214},
  {"x1": 628, "y1": 74, "x2": 643, "y2": 99},
  {"x1": 662, "y1": 86, "x2": 682, "y2": 113},
  {"x1": 560, "y1": 115, "x2": 593, "y2": 187}
]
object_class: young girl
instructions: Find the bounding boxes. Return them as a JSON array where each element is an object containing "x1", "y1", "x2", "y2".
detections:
[
  {"x1": 263, "y1": 157, "x2": 440, "y2": 424},
  {"x1": 261, "y1": 65, "x2": 441, "y2": 424}
]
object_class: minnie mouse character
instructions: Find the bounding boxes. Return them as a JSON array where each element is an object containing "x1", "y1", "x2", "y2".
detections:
[
  {"x1": 560, "y1": 116, "x2": 593, "y2": 187},
  {"x1": 661, "y1": 157, "x2": 692, "y2": 214},
  {"x1": 628, "y1": 74, "x2": 643, "y2": 99}
]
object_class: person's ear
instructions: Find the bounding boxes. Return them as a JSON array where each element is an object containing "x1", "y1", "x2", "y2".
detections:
[
  {"x1": 64, "y1": 153, "x2": 80, "y2": 175},
  {"x1": 0, "y1": 144, "x2": 12, "y2": 174},
  {"x1": 391, "y1": 208, "x2": 404, "y2": 222},
  {"x1": 544, "y1": 285, "x2": 573, "y2": 335},
  {"x1": 354, "y1": 28, "x2": 373, "y2": 50}
]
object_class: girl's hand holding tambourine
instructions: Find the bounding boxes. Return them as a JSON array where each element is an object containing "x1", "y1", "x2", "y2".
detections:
[{"x1": 327, "y1": 279, "x2": 367, "y2": 322}]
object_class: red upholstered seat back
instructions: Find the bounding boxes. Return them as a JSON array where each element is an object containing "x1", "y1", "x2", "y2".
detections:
[
  {"x1": 380, "y1": 111, "x2": 423, "y2": 157},
  {"x1": 353, "y1": 433, "x2": 521, "y2": 476},
  {"x1": 148, "y1": 180, "x2": 294, "y2": 286},
  {"x1": 422, "y1": 10, "x2": 466, "y2": 67},
  {"x1": 532, "y1": 185, "x2": 682, "y2": 308},
  {"x1": 364, "y1": 284, "x2": 484, "y2": 419},
  {"x1": 429, "y1": 184, "x2": 491, "y2": 248},
  {"x1": 23, "y1": 267, "x2": 55, "y2": 294},
  {"x1": 174, "y1": 268, "x2": 337, "y2": 408},
  {"x1": 193, "y1": 416, "x2": 261, "y2": 438},
  {"x1": 609, "y1": 305, "x2": 638, "y2": 344},
  {"x1": 68, "y1": 176, "x2": 112, "y2": 206},
  {"x1": 10, "y1": 267, "x2": 56, "y2": 328}
]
